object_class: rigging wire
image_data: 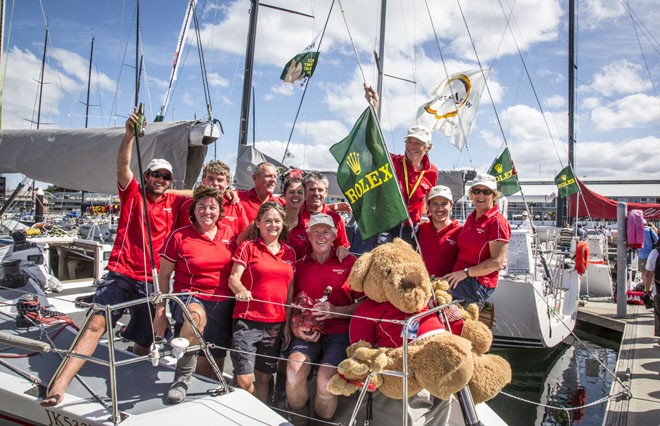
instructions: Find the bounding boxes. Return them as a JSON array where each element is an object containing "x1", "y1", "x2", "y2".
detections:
[
  {"x1": 280, "y1": 0, "x2": 336, "y2": 164},
  {"x1": 192, "y1": 4, "x2": 213, "y2": 122},
  {"x1": 622, "y1": 0, "x2": 660, "y2": 117}
]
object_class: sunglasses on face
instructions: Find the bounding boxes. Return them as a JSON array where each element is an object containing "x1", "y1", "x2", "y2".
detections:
[
  {"x1": 471, "y1": 188, "x2": 493, "y2": 196},
  {"x1": 148, "y1": 171, "x2": 172, "y2": 181}
]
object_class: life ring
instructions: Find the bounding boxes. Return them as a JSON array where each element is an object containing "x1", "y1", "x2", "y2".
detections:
[{"x1": 575, "y1": 241, "x2": 590, "y2": 275}]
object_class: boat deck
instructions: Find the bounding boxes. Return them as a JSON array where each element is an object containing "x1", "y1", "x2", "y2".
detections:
[{"x1": 577, "y1": 299, "x2": 659, "y2": 425}]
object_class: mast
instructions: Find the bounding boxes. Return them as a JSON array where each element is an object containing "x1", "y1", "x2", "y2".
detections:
[
  {"x1": 557, "y1": 0, "x2": 575, "y2": 227},
  {"x1": 0, "y1": 0, "x2": 5, "y2": 129},
  {"x1": 375, "y1": 0, "x2": 386, "y2": 119},
  {"x1": 239, "y1": 0, "x2": 259, "y2": 147},
  {"x1": 36, "y1": 27, "x2": 49, "y2": 129},
  {"x1": 155, "y1": 0, "x2": 196, "y2": 122},
  {"x1": 84, "y1": 38, "x2": 94, "y2": 128}
]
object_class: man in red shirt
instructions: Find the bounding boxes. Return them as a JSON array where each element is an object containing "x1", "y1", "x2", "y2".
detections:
[
  {"x1": 286, "y1": 214, "x2": 359, "y2": 425},
  {"x1": 175, "y1": 160, "x2": 249, "y2": 235},
  {"x1": 361, "y1": 85, "x2": 438, "y2": 249},
  {"x1": 237, "y1": 162, "x2": 279, "y2": 222},
  {"x1": 416, "y1": 185, "x2": 462, "y2": 278},
  {"x1": 42, "y1": 109, "x2": 187, "y2": 407},
  {"x1": 289, "y1": 172, "x2": 350, "y2": 261}
]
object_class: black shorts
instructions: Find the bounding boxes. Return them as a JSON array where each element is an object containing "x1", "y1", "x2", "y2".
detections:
[
  {"x1": 230, "y1": 319, "x2": 283, "y2": 375},
  {"x1": 93, "y1": 272, "x2": 166, "y2": 348},
  {"x1": 289, "y1": 333, "x2": 349, "y2": 366},
  {"x1": 171, "y1": 295, "x2": 235, "y2": 358}
]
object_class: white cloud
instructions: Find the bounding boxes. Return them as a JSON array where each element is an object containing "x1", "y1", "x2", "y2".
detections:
[
  {"x1": 207, "y1": 72, "x2": 229, "y2": 88},
  {"x1": 586, "y1": 60, "x2": 651, "y2": 97},
  {"x1": 591, "y1": 94, "x2": 660, "y2": 130},
  {"x1": 580, "y1": 97, "x2": 600, "y2": 110},
  {"x1": 544, "y1": 95, "x2": 565, "y2": 109},
  {"x1": 574, "y1": 137, "x2": 660, "y2": 178},
  {"x1": 578, "y1": 0, "x2": 625, "y2": 30}
]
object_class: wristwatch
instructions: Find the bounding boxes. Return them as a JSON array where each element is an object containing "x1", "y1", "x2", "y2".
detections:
[{"x1": 464, "y1": 267, "x2": 471, "y2": 278}]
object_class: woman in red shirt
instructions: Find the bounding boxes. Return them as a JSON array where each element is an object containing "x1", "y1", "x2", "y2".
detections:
[
  {"x1": 443, "y1": 174, "x2": 511, "y2": 307},
  {"x1": 228, "y1": 201, "x2": 296, "y2": 402},
  {"x1": 155, "y1": 186, "x2": 236, "y2": 404}
]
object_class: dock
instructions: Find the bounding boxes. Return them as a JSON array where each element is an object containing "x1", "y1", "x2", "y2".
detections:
[{"x1": 577, "y1": 299, "x2": 659, "y2": 425}]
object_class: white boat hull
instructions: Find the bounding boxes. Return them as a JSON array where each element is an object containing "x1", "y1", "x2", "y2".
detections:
[{"x1": 489, "y1": 270, "x2": 580, "y2": 348}]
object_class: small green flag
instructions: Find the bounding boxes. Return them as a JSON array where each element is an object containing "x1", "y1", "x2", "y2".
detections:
[
  {"x1": 488, "y1": 147, "x2": 520, "y2": 196},
  {"x1": 330, "y1": 107, "x2": 408, "y2": 240},
  {"x1": 554, "y1": 166, "x2": 579, "y2": 198},
  {"x1": 280, "y1": 51, "x2": 319, "y2": 85}
]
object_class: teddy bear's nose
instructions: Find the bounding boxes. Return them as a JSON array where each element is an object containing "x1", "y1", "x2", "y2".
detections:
[{"x1": 400, "y1": 271, "x2": 422, "y2": 290}]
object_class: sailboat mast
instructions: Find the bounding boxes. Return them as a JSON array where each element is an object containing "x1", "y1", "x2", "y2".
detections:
[
  {"x1": 155, "y1": 0, "x2": 196, "y2": 122},
  {"x1": 375, "y1": 0, "x2": 386, "y2": 119},
  {"x1": 36, "y1": 27, "x2": 48, "y2": 129},
  {"x1": 239, "y1": 0, "x2": 259, "y2": 147},
  {"x1": 84, "y1": 38, "x2": 94, "y2": 128},
  {"x1": 557, "y1": 0, "x2": 575, "y2": 227}
]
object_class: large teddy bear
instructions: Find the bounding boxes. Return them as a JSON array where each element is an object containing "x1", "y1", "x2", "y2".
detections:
[{"x1": 327, "y1": 238, "x2": 511, "y2": 404}]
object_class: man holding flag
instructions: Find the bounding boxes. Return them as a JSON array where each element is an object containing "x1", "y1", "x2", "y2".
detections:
[{"x1": 350, "y1": 84, "x2": 438, "y2": 247}]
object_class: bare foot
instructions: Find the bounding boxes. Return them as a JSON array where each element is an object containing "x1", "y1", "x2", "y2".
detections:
[{"x1": 41, "y1": 390, "x2": 63, "y2": 407}]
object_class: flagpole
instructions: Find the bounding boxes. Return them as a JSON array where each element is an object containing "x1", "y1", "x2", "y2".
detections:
[{"x1": 368, "y1": 104, "x2": 422, "y2": 251}]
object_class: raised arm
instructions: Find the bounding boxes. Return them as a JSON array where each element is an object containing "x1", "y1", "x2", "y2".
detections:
[{"x1": 117, "y1": 109, "x2": 140, "y2": 189}]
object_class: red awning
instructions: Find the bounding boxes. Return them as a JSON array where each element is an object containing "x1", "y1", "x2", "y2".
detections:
[{"x1": 568, "y1": 178, "x2": 660, "y2": 219}]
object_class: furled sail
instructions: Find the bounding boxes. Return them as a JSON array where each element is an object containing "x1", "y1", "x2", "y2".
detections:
[{"x1": 0, "y1": 121, "x2": 217, "y2": 194}]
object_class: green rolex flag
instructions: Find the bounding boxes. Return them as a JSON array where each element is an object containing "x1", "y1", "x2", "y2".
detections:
[
  {"x1": 488, "y1": 147, "x2": 520, "y2": 196},
  {"x1": 330, "y1": 107, "x2": 408, "y2": 240},
  {"x1": 554, "y1": 166, "x2": 579, "y2": 197},
  {"x1": 280, "y1": 51, "x2": 319, "y2": 85}
]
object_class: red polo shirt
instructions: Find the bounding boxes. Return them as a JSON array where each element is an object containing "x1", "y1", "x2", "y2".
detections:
[
  {"x1": 349, "y1": 300, "x2": 445, "y2": 348},
  {"x1": 452, "y1": 205, "x2": 511, "y2": 289},
  {"x1": 391, "y1": 153, "x2": 438, "y2": 225},
  {"x1": 287, "y1": 221, "x2": 309, "y2": 259},
  {"x1": 107, "y1": 178, "x2": 186, "y2": 282},
  {"x1": 160, "y1": 224, "x2": 236, "y2": 300},
  {"x1": 237, "y1": 188, "x2": 277, "y2": 222},
  {"x1": 231, "y1": 238, "x2": 296, "y2": 323},
  {"x1": 417, "y1": 219, "x2": 462, "y2": 278},
  {"x1": 176, "y1": 197, "x2": 249, "y2": 236},
  {"x1": 298, "y1": 205, "x2": 350, "y2": 250},
  {"x1": 294, "y1": 253, "x2": 358, "y2": 335}
]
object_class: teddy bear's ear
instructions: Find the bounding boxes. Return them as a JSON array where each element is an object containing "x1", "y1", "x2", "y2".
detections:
[{"x1": 348, "y1": 251, "x2": 373, "y2": 292}]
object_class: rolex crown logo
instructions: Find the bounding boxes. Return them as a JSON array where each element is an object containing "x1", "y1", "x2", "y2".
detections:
[
  {"x1": 346, "y1": 152, "x2": 361, "y2": 175},
  {"x1": 562, "y1": 174, "x2": 567, "y2": 181},
  {"x1": 494, "y1": 163, "x2": 503, "y2": 174}
]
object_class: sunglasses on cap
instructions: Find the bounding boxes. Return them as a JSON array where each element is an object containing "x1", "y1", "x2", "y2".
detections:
[
  {"x1": 148, "y1": 171, "x2": 173, "y2": 181},
  {"x1": 471, "y1": 188, "x2": 493, "y2": 196}
]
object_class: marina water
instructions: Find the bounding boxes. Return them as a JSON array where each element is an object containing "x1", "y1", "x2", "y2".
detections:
[{"x1": 488, "y1": 327, "x2": 620, "y2": 425}]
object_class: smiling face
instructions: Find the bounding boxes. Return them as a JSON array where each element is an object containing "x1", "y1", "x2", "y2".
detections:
[
  {"x1": 284, "y1": 180, "x2": 304, "y2": 210},
  {"x1": 470, "y1": 185, "x2": 495, "y2": 214},
  {"x1": 404, "y1": 137, "x2": 431, "y2": 164},
  {"x1": 256, "y1": 207, "x2": 285, "y2": 244},
  {"x1": 308, "y1": 223, "x2": 335, "y2": 257},
  {"x1": 305, "y1": 179, "x2": 328, "y2": 212},
  {"x1": 202, "y1": 171, "x2": 229, "y2": 192},
  {"x1": 253, "y1": 164, "x2": 278, "y2": 197},
  {"x1": 427, "y1": 196, "x2": 453, "y2": 227},
  {"x1": 193, "y1": 196, "x2": 221, "y2": 230},
  {"x1": 144, "y1": 168, "x2": 172, "y2": 196}
]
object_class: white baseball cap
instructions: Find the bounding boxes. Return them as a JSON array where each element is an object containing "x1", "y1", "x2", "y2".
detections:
[
  {"x1": 522, "y1": 211, "x2": 529, "y2": 217},
  {"x1": 468, "y1": 174, "x2": 497, "y2": 191},
  {"x1": 307, "y1": 213, "x2": 336, "y2": 232},
  {"x1": 144, "y1": 159, "x2": 173, "y2": 175},
  {"x1": 426, "y1": 185, "x2": 453, "y2": 203},
  {"x1": 405, "y1": 124, "x2": 432, "y2": 146}
]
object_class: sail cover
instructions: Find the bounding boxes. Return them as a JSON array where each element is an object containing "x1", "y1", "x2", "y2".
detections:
[
  {"x1": 0, "y1": 121, "x2": 209, "y2": 194},
  {"x1": 568, "y1": 178, "x2": 660, "y2": 219}
]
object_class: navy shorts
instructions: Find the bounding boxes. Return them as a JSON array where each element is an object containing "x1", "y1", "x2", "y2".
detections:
[
  {"x1": 231, "y1": 319, "x2": 283, "y2": 376},
  {"x1": 92, "y1": 271, "x2": 166, "y2": 348},
  {"x1": 450, "y1": 277, "x2": 495, "y2": 308},
  {"x1": 289, "y1": 333, "x2": 349, "y2": 367},
  {"x1": 170, "y1": 295, "x2": 235, "y2": 358}
]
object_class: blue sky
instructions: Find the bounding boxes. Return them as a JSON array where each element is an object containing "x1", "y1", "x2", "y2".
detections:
[{"x1": 2, "y1": 0, "x2": 660, "y2": 192}]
